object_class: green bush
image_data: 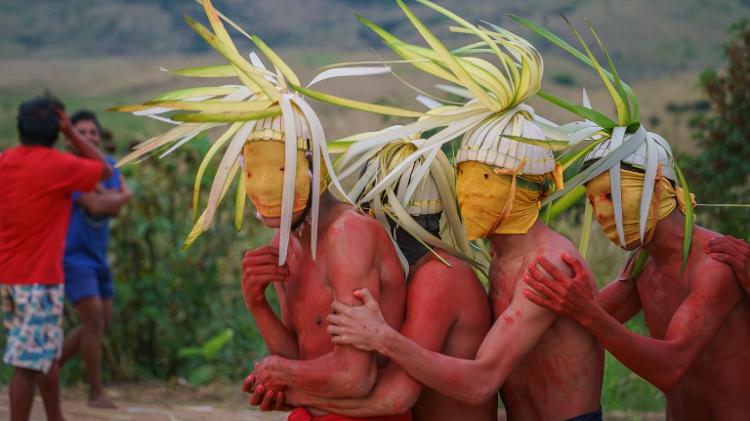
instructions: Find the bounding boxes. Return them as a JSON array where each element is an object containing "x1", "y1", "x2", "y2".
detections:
[{"x1": 684, "y1": 19, "x2": 750, "y2": 239}]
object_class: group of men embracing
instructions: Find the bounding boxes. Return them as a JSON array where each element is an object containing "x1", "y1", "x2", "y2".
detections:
[
  {"x1": 110, "y1": 1, "x2": 750, "y2": 420},
  {"x1": 235, "y1": 122, "x2": 750, "y2": 421}
]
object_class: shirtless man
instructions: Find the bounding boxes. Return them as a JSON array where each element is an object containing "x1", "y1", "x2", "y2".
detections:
[
  {"x1": 279, "y1": 247, "x2": 495, "y2": 421},
  {"x1": 266, "y1": 139, "x2": 497, "y2": 421},
  {"x1": 525, "y1": 150, "x2": 750, "y2": 419},
  {"x1": 110, "y1": 1, "x2": 407, "y2": 418},
  {"x1": 238, "y1": 136, "x2": 408, "y2": 420},
  {"x1": 327, "y1": 122, "x2": 605, "y2": 420}
]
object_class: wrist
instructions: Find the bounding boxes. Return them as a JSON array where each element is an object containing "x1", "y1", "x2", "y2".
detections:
[
  {"x1": 247, "y1": 293, "x2": 269, "y2": 309},
  {"x1": 268, "y1": 356, "x2": 287, "y2": 384},
  {"x1": 576, "y1": 300, "x2": 601, "y2": 328},
  {"x1": 376, "y1": 326, "x2": 398, "y2": 357}
]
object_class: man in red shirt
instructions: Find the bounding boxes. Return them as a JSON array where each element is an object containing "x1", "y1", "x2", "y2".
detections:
[{"x1": 0, "y1": 96, "x2": 112, "y2": 421}]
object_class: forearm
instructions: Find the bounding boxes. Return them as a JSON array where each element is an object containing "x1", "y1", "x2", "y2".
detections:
[
  {"x1": 378, "y1": 329, "x2": 497, "y2": 406},
  {"x1": 288, "y1": 366, "x2": 419, "y2": 416},
  {"x1": 249, "y1": 299, "x2": 298, "y2": 359},
  {"x1": 595, "y1": 279, "x2": 639, "y2": 323},
  {"x1": 83, "y1": 192, "x2": 132, "y2": 216},
  {"x1": 577, "y1": 304, "x2": 684, "y2": 391},
  {"x1": 271, "y1": 351, "x2": 376, "y2": 398},
  {"x1": 65, "y1": 130, "x2": 112, "y2": 179}
]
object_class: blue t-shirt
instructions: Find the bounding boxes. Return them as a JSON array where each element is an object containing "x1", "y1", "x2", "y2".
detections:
[{"x1": 64, "y1": 156, "x2": 121, "y2": 270}]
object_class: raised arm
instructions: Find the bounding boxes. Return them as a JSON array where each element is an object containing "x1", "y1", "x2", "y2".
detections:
[
  {"x1": 327, "y1": 257, "x2": 573, "y2": 406},
  {"x1": 286, "y1": 260, "x2": 460, "y2": 416},
  {"x1": 56, "y1": 108, "x2": 113, "y2": 180},
  {"x1": 525, "y1": 254, "x2": 743, "y2": 392}
]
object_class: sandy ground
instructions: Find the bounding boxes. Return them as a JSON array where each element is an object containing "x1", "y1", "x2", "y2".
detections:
[
  {"x1": 0, "y1": 382, "x2": 286, "y2": 421},
  {"x1": 0, "y1": 382, "x2": 664, "y2": 421}
]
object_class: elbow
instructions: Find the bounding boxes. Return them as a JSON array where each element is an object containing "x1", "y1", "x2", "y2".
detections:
[
  {"x1": 339, "y1": 363, "x2": 376, "y2": 398},
  {"x1": 100, "y1": 166, "x2": 114, "y2": 181},
  {"x1": 388, "y1": 392, "x2": 417, "y2": 415},
  {"x1": 463, "y1": 383, "x2": 497, "y2": 407},
  {"x1": 84, "y1": 203, "x2": 105, "y2": 216},
  {"x1": 654, "y1": 364, "x2": 688, "y2": 393},
  {"x1": 352, "y1": 366, "x2": 377, "y2": 397}
]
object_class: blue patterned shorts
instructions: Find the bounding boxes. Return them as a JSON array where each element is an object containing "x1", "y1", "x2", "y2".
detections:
[{"x1": 1, "y1": 285, "x2": 64, "y2": 373}]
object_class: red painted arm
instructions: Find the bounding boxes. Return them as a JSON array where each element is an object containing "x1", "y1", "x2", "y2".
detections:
[
  {"x1": 286, "y1": 259, "x2": 460, "y2": 415},
  {"x1": 328, "y1": 254, "x2": 574, "y2": 406},
  {"x1": 530, "y1": 257, "x2": 743, "y2": 392},
  {"x1": 253, "y1": 219, "x2": 396, "y2": 398},
  {"x1": 595, "y1": 277, "x2": 641, "y2": 324},
  {"x1": 243, "y1": 244, "x2": 299, "y2": 359}
]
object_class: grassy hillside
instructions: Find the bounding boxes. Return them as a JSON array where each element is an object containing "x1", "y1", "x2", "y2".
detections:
[
  {"x1": 0, "y1": 51, "x2": 705, "y2": 153},
  {"x1": 2, "y1": 0, "x2": 748, "y2": 78}
]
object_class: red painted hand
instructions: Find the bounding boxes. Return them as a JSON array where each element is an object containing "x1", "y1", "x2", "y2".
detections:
[
  {"x1": 327, "y1": 288, "x2": 391, "y2": 353},
  {"x1": 707, "y1": 235, "x2": 750, "y2": 296},
  {"x1": 242, "y1": 357, "x2": 286, "y2": 411},
  {"x1": 242, "y1": 247, "x2": 290, "y2": 310},
  {"x1": 523, "y1": 252, "x2": 596, "y2": 320}
]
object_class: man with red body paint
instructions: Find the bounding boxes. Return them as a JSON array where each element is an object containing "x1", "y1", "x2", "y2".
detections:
[
  {"x1": 524, "y1": 179, "x2": 750, "y2": 420},
  {"x1": 281, "y1": 243, "x2": 497, "y2": 421},
  {"x1": 240, "y1": 190, "x2": 408, "y2": 421},
  {"x1": 326, "y1": 218, "x2": 605, "y2": 421}
]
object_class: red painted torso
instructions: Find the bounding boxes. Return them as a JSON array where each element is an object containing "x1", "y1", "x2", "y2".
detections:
[
  {"x1": 410, "y1": 253, "x2": 497, "y2": 421},
  {"x1": 491, "y1": 236, "x2": 604, "y2": 421},
  {"x1": 636, "y1": 228, "x2": 750, "y2": 420},
  {"x1": 281, "y1": 209, "x2": 406, "y2": 362}
]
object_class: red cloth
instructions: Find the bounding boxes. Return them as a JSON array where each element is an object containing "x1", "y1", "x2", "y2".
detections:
[
  {"x1": 0, "y1": 146, "x2": 102, "y2": 285},
  {"x1": 288, "y1": 408, "x2": 412, "y2": 421}
]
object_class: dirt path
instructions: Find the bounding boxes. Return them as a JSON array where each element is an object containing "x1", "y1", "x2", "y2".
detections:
[
  {"x1": 0, "y1": 382, "x2": 285, "y2": 421},
  {"x1": 0, "y1": 383, "x2": 664, "y2": 421}
]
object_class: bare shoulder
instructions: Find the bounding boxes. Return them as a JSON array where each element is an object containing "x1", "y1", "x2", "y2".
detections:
[
  {"x1": 412, "y1": 251, "x2": 481, "y2": 293},
  {"x1": 682, "y1": 226, "x2": 742, "y2": 299},
  {"x1": 539, "y1": 231, "x2": 583, "y2": 278},
  {"x1": 324, "y1": 207, "x2": 396, "y2": 272},
  {"x1": 327, "y1": 207, "x2": 383, "y2": 242}
]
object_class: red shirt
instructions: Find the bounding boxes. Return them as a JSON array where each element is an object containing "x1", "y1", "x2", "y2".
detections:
[{"x1": 0, "y1": 146, "x2": 103, "y2": 285}]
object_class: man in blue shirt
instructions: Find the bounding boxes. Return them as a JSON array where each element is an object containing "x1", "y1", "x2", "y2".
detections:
[{"x1": 61, "y1": 111, "x2": 132, "y2": 409}]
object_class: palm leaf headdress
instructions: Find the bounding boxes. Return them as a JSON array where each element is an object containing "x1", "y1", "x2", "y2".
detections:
[
  {"x1": 512, "y1": 15, "x2": 694, "y2": 270},
  {"x1": 112, "y1": 0, "x2": 350, "y2": 265},
  {"x1": 346, "y1": 129, "x2": 481, "y2": 276},
  {"x1": 292, "y1": 0, "x2": 568, "y2": 200}
]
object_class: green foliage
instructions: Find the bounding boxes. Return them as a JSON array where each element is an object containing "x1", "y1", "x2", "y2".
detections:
[
  {"x1": 684, "y1": 19, "x2": 750, "y2": 239},
  {"x1": 178, "y1": 328, "x2": 235, "y2": 385}
]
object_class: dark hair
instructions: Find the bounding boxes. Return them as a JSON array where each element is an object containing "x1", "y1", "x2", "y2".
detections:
[
  {"x1": 17, "y1": 96, "x2": 64, "y2": 146},
  {"x1": 71, "y1": 110, "x2": 101, "y2": 132},
  {"x1": 386, "y1": 213, "x2": 442, "y2": 266}
]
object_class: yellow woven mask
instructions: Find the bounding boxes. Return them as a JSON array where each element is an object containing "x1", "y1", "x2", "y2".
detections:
[
  {"x1": 586, "y1": 169, "x2": 678, "y2": 249},
  {"x1": 456, "y1": 161, "x2": 544, "y2": 240},
  {"x1": 242, "y1": 141, "x2": 328, "y2": 218}
]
